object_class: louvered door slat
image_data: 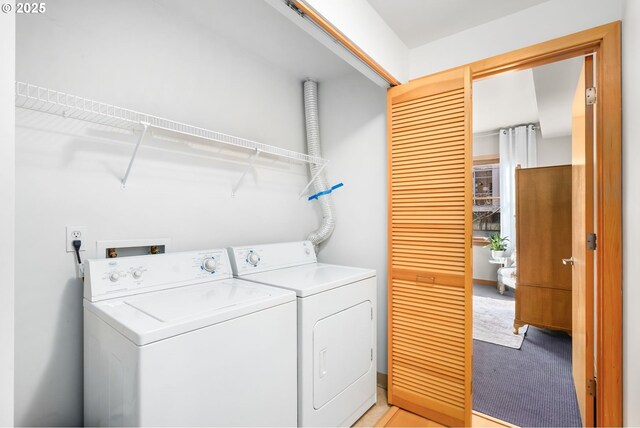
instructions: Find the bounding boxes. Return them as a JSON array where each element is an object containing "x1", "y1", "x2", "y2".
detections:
[
  {"x1": 387, "y1": 67, "x2": 472, "y2": 427},
  {"x1": 392, "y1": 89, "x2": 465, "y2": 112},
  {"x1": 391, "y1": 137, "x2": 465, "y2": 149},
  {"x1": 392, "y1": 136, "x2": 466, "y2": 151},
  {"x1": 391, "y1": 128, "x2": 466, "y2": 142}
]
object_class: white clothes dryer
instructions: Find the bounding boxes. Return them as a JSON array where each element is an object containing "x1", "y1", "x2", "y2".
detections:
[
  {"x1": 228, "y1": 241, "x2": 377, "y2": 427},
  {"x1": 83, "y1": 249, "x2": 297, "y2": 427}
]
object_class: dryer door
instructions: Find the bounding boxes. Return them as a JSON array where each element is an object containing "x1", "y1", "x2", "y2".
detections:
[{"x1": 313, "y1": 300, "x2": 373, "y2": 409}]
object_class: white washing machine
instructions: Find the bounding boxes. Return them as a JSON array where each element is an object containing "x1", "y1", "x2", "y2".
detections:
[
  {"x1": 83, "y1": 248, "x2": 297, "y2": 427},
  {"x1": 228, "y1": 241, "x2": 377, "y2": 427}
]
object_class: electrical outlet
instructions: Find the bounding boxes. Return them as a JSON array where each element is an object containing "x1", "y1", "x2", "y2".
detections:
[{"x1": 66, "y1": 226, "x2": 88, "y2": 253}]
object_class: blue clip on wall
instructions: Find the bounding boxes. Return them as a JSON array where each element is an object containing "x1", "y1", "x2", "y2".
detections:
[{"x1": 308, "y1": 183, "x2": 344, "y2": 201}]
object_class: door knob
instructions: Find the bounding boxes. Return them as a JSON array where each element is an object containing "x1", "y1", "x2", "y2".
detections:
[{"x1": 562, "y1": 257, "x2": 575, "y2": 266}]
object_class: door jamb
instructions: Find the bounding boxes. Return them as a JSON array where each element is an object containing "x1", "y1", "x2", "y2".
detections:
[{"x1": 410, "y1": 22, "x2": 622, "y2": 427}]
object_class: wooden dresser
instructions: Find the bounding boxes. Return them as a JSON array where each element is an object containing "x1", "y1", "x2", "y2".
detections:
[{"x1": 514, "y1": 165, "x2": 572, "y2": 334}]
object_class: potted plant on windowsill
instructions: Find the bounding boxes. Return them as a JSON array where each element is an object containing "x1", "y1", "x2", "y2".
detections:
[{"x1": 485, "y1": 233, "x2": 509, "y2": 260}]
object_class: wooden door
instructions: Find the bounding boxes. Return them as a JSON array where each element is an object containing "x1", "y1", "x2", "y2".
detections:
[
  {"x1": 572, "y1": 56, "x2": 595, "y2": 427},
  {"x1": 387, "y1": 67, "x2": 473, "y2": 427},
  {"x1": 514, "y1": 165, "x2": 573, "y2": 334}
]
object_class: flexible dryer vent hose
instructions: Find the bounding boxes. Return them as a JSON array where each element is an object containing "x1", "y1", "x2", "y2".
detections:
[{"x1": 303, "y1": 80, "x2": 335, "y2": 251}]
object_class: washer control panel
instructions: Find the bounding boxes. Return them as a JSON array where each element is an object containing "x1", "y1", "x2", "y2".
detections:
[
  {"x1": 228, "y1": 241, "x2": 317, "y2": 276},
  {"x1": 84, "y1": 249, "x2": 232, "y2": 302}
]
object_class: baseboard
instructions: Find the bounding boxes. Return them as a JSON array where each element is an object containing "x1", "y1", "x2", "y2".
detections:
[
  {"x1": 377, "y1": 372, "x2": 388, "y2": 389},
  {"x1": 474, "y1": 278, "x2": 497, "y2": 287},
  {"x1": 473, "y1": 411, "x2": 517, "y2": 427},
  {"x1": 375, "y1": 406, "x2": 399, "y2": 427}
]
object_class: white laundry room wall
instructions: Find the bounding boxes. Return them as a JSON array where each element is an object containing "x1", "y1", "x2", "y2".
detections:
[
  {"x1": 14, "y1": 0, "x2": 357, "y2": 425},
  {"x1": 622, "y1": 0, "x2": 640, "y2": 425},
  {"x1": 316, "y1": 73, "x2": 388, "y2": 374},
  {"x1": 0, "y1": 4, "x2": 15, "y2": 427}
]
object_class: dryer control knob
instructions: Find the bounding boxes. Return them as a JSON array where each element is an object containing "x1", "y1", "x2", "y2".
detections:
[
  {"x1": 132, "y1": 269, "x2": 143, "y2": 280},
  {"x1": 247, "y1": 251, "x2": 260, "y2": 266},
  {"x1": 202, "y1": 257, "x2": 217, "y2": 273},
  {"x1": 109, "y1": 272, "x2": 120, "y2": 282}
]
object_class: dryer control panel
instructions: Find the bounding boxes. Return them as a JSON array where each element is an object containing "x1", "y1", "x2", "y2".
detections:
[
  {"x1": 228, "y1": 241, "x2": 317, "y2": 276},
  {"x1": 84, "y1": 249, "x2": 232, "y2": 302}
]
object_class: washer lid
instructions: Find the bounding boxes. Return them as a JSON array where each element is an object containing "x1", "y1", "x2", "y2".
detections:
[
  {"x1": 239, "y1": 263, "x2": 376, "y2": 297},
  {"x1": 84, "y1": 278, "x2": 295, "y2": 345}
]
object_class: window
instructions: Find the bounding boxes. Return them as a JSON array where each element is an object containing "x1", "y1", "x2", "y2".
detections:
[{"x1": 472, "y1": 157, "x2": 500, "y2": 243}]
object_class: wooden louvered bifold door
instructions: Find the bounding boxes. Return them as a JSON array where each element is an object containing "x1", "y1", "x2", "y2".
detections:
[{"x1": 387, "y1": 67, "x2": 472, "y2": 427}]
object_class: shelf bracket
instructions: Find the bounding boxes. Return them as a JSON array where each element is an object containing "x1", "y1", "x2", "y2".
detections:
[
  {"x1": 121, "y1": 122, "x2": 150, "y2": 189},
  {"x1": 298, "y1": 162, "x2": 328, "y2": 199},
  {"x1": 231, "y1": 149, "x2": 261, "y2": 196}
]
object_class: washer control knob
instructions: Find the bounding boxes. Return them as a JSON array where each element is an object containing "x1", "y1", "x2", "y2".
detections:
[
  {"x1": 247, "y1": 251, "x2": 260, "y2": 266},
  {"x1": 109, "y1": 272, "x2": 120, "y2": 282},
  {"x1": 132, "y1": 269, "x2": 143, "y2": 280},
  {"x1": 202, "y1": 257, "x2": 217, "y2": 273}
]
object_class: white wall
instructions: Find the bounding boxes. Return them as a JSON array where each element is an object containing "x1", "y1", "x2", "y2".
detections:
[
  {"x1": 410, "y1": 0, "x2": 623, "y2": 78},
  {"x1": 473, "y1": 133, "x2": 500, "y2": 156},
  {"x1": 622, "y1": 1, "x2": 640, "y2": 425},
  {"x1": 473, "y1": 246, "x2": 498, "y2": 282},
  {"x1": 316, "y1": 74, "x2": 388, "y2": 373},
  {"x1": 475, "y1": 131, "x2": 571, "y2": 167},
  {"x1": 14, "y1": 0, "x2": 333, "y2": 425},
  {"x1": 302, "y1": 0, "x2": 409, "y2": 83},
  {"x1": 537, "y1": 135, "x2": 572, "y2": 167},
  {"x1": 0, "y1": 4, "x2": 15, "y2": 427}
]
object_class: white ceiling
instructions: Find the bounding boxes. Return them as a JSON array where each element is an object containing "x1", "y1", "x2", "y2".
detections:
[
  {"x1": 532, "y1": 57, "x2": 584, "y2": 139},
  {"x1": 473, "y1": 56, "x2": 583, "y2": 136},
  {"x1": 152, "y1": 0, "x2": 354, "y2": 81},
  {"x1": 367, "y1": 0, "x2": 550, "y2": 49},
  {"x1": 473, "y1": 69, "x2": 539, "y2": 134}
]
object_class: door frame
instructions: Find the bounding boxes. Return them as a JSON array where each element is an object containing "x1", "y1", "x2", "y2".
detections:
[{"x1": 408, "y1": 21, "x2": 621, "y2": 426}]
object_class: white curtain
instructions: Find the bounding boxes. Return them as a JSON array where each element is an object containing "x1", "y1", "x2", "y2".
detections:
[{"x1": 499, "y1": 124, "x2": 537, "y2": 255}]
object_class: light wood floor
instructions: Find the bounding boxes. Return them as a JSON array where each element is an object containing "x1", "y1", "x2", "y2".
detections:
[
  {"x1": 375, "y1": 407, "x2": 516, "y2": 428},
  {"x1": 353, "y1": 387, "x2": 516, "y2": 428},
  {"x1": 353, "y1": 387, "x2": 392, "y2": 427}
]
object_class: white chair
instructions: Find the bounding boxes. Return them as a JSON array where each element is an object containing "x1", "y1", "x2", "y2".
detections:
[{"x1": 497, "y1": 252, "x2": 517, "y2": 294}]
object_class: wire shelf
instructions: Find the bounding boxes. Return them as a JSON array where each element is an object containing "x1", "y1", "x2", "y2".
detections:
[{"x1": 15, "y1": 81, "x2": 327, "y2": 192}]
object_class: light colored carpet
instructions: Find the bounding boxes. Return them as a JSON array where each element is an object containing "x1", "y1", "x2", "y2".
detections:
[{"x1": 473, "y1": 286, "x2": 528, "y2": 349}]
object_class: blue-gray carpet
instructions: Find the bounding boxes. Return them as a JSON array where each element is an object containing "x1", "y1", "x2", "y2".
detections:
[{"x1": 472, "y1": 326, "x2": 582, "y2": 427}]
